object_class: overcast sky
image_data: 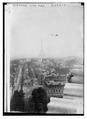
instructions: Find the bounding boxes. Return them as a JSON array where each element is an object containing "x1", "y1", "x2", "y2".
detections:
[{"x1": 5, "y1": 3, "x2": 83, "y2": 59}]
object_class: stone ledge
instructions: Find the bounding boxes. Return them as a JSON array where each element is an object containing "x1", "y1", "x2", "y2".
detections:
[{"x1": 47, "y1": 97, "x2": 83, "y2": 114}]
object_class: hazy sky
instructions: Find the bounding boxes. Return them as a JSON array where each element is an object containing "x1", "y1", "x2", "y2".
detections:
[{"x1": 6, "y1": 3, "x2": 83, "y2": 59}]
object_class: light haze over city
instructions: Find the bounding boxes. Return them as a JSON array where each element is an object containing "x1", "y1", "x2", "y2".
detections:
[{"x1": 6, "y1": 3, "x2": 83, "y2": 59}]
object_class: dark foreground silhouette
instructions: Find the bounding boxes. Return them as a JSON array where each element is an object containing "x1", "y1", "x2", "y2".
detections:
[
  {"x1": 10, "y1": 87, "x2": 50, "y2": 114},
  {"x1": 10, "y1": 89, "x2": 25, "y2": 111},
  {"x1": 26, "y1": 87, "x2": 50, "y2": 113}
]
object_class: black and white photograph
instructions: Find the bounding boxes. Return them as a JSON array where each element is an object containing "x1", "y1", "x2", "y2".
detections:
[{"x1": 4, "y1": 2, "x2": 84, "y2": 115}]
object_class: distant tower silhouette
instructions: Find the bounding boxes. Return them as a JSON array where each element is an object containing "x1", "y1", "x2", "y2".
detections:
[{"x1": 38, "y1": 39, "x2": 46, "y2": 62}]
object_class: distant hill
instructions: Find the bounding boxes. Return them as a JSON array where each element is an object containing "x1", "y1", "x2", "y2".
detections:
[
  {"x1": 10, "y1": 56, "x2": 83, "y2": 68},
  {"x1": 59, "y1": 56, "x2": 83, "y2": 67},
  {"x1": 10, "y1": 59, "x2": 19, "y2": 65}
]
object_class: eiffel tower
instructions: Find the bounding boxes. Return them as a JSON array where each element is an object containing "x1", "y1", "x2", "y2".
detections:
[{"x1": 38, "y1": 39, "x2": 46, "y2": 62}]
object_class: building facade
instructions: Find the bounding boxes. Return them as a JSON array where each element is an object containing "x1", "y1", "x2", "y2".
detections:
[{"x1": 44, "y1": 74, "x2": 66, "y2": 98}]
